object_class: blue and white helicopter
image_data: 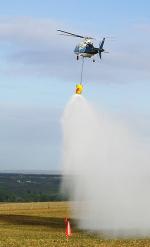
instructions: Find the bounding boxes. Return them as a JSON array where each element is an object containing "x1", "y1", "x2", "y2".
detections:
[{"x1": 57, "y1": 29, "x2": 108, "y2": 62}]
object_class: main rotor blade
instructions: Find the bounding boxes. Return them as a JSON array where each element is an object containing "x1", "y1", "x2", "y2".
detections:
[
  {"x1": 58, "y1": 34, "x2": 75, "y2": 37},
  {"x1": 57, "y1": 29, "x2": 85, "y2": 38}
]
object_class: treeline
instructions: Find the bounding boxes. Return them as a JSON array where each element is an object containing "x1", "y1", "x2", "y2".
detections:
[
  {"x1": 0, "y1": 189, "x2": 67, "y2": 202},
  {"x1": 0, "y1": 173, "x2": 68, "y2": 202}
]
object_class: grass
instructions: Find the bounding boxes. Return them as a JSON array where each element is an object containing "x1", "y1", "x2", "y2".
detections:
[{"x1": 0, "y1": 202, "x2": 150, "y2": 246}]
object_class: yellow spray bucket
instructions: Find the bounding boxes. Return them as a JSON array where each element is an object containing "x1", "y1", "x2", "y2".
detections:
[{"x1": 75, "y1": 84, "x2": 83, "y2": 94}]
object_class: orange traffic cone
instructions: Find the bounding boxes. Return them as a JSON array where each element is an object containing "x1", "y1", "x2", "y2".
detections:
[{"x1": 64, "y1": 218, "x2": 72, "y2": 239}]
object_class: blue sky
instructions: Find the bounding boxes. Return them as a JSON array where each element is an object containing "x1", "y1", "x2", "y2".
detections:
[{"x1": 0, "y1": 0, "x2": 150, "y2": 171}]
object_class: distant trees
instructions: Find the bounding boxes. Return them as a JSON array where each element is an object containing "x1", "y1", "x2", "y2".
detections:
[{"x1": 0, "y1": 174, "x2": 69, "y2": 202}]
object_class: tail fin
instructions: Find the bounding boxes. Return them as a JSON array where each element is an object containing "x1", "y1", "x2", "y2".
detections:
[{"x1": 99, "y1": 38, "x2": 105, "y2": 49}]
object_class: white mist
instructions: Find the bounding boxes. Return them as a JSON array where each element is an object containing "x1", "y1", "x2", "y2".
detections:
[{"x1": 62, "y1": 95, "x2": 150, "y2": 237}]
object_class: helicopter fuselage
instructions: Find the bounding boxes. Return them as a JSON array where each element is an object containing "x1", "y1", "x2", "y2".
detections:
[{"x1": 74, "y1": 39, "x2": 99, "y2": 58}]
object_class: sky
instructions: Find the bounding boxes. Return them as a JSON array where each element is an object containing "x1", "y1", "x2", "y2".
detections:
[{"x1": 0, "y1": 0, "x2": 150, "y2": 172}]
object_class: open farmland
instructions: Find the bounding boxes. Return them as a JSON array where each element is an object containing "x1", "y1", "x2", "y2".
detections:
[{"x1": 0, "y1": 202, "x2": 150, "y2": 246}]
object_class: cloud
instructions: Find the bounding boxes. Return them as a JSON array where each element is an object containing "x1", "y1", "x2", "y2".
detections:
[
  {"x1": 0, "y1": 17, "x2": 150, "y2": 84},
  {"x1": 0, "y1": 17, "x2": 61, "y2": 47}
]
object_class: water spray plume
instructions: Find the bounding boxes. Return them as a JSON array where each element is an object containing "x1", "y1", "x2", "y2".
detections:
[{"x1": 62, "y1": 94, "x2": 150, "y2": 237}]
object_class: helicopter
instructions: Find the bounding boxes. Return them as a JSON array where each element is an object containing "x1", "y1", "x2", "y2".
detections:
[{"x1": 57, "y1": 29, "x2": 108, "y2": 62}]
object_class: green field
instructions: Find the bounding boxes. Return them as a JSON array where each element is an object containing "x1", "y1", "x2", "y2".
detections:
[{"x1": 0, "y1": 202, "x2": 150, "y2": 247}]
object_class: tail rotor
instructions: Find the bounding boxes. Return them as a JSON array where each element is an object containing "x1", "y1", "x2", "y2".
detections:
[{"x1": 98, "y1": 37, "x2": 109, "y2": 59}]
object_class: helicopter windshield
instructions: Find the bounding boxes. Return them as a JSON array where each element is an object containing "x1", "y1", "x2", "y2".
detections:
[{"x1": 74, "y1": 44, "x2": 79, "y2": 52}]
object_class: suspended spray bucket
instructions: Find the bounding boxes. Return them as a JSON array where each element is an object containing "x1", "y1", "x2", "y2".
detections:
[
  {"x1": 75, "y1": 84, "x2": 83, "y2": 94},
  {"x1": 75, "y1": 58, "x2": 84, "y2": 94}
]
